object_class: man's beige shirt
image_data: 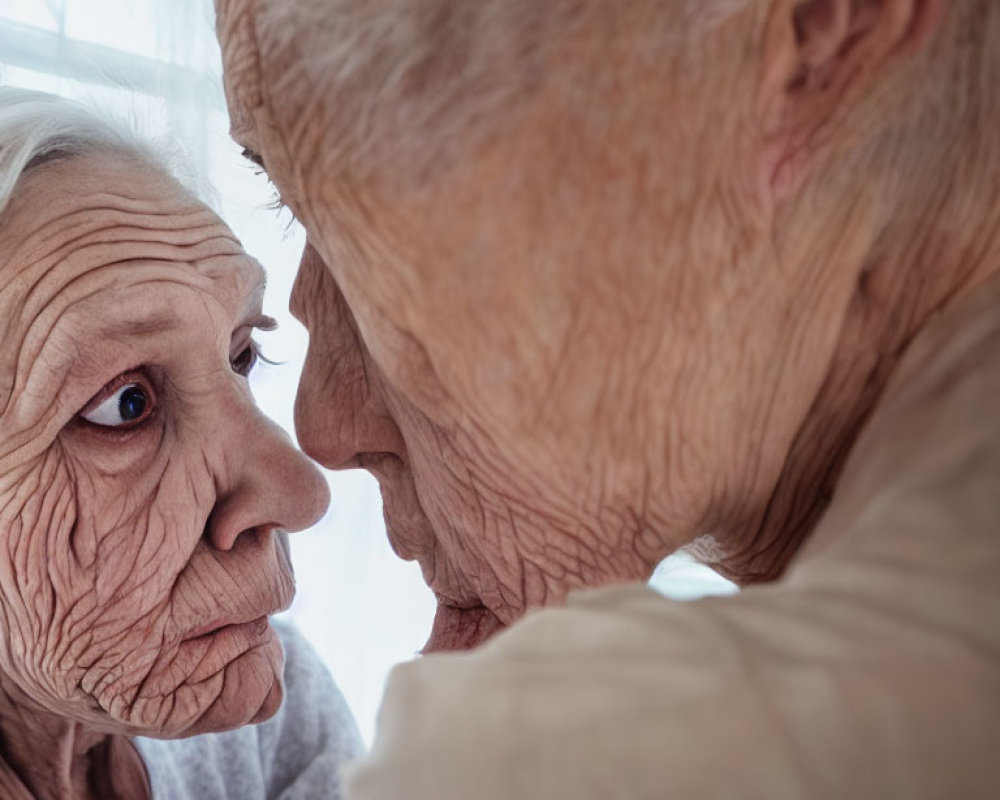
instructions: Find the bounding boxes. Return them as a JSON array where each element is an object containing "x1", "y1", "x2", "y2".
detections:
[{"x1": 345, "y1": 276, "x2": 1000, "y2": 799}]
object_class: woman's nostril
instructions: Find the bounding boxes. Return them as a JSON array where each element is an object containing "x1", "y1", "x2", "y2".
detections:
[{"x1": 222, "y1": 525, "x2": 261, "y2": 550}]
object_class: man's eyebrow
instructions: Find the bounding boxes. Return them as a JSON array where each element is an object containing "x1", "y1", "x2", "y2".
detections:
[{"x1": 241, "y1": 147, "x2": 266, "y2": 170}]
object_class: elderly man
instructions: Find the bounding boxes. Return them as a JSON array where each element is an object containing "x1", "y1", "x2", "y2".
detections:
[{"x1": 216, "y1": 0, "x2": 999, "y2": 796}]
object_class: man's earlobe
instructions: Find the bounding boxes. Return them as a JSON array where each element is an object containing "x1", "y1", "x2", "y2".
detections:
[
  {"x1": 759, "y1": 0, "x2": 943, "y2": 198},
  {"x1": 791, "y1": 0, "x2": 852, "y2": 86},
  {"x1": 788, "y1": 0, "x2": 941, "y2": 92}
]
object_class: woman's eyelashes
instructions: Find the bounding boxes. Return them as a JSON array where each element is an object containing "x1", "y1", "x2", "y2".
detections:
[
  {"x1": 232, "y1": 316, "x2": 279, "y2": 377},
  {"x1": 80, "y1": 373, "x2": 156, "y2": 430}
]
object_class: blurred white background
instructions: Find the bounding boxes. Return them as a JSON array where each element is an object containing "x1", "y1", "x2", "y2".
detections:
[{"x1": 0, "y1": 0, "x2": 734, "y2": 745}]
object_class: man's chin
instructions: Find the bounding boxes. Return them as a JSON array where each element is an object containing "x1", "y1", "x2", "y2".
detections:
[{"x1": 423, "y1": 603, "x2": 506, "y2": 653}]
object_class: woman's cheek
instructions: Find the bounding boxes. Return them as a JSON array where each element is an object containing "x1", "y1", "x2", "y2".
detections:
[
  {"x1": 0, "y1": 443, "x2": 193, "y2": 720},
  {"x1": 60, "y1": 427, "x2": 206, "y2": 596},
  {"x1": 0, "y1": 448, "x2": 90, "y2": 700}
]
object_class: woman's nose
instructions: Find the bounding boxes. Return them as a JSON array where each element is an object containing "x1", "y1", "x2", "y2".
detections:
[
  {"x1": 207, "y1": 401, "x2": 331, "y2": 552},
  {"x1": 291, "y1": 243, "x2": 405, "y2": 470}
]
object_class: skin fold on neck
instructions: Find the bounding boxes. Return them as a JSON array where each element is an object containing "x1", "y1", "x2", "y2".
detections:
[
  {"x1": 701, "y1": 207, "x2": 1000, "y2": 584},
  {"x1": 0, "y1": 659, "x2": 150, "y2": 800}
]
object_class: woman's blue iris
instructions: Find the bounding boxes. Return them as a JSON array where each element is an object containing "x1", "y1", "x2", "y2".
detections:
[{"x1": 118, "y1": 385, "x2": 148, "y2": 421}]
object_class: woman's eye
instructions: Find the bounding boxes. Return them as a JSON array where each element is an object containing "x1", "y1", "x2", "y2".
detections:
[
  {"x1": 80, "y1": 383, "x2": 154, "y2": 428},
  {"x1": 231, "y1": 342, "x2": 259, "y2": 377}
]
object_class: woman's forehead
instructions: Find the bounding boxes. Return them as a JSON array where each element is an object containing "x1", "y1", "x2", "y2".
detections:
[
  {"x1": 0, "y1": 153, "x2": 265, "y2": 412},
  {"x1": 0, "y1": 152, "x2": 264, "y2": 311}
]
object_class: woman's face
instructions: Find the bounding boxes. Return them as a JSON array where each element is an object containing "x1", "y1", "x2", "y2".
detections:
[{"x1": 0, "y1": 152, "x2": 329, "y2": 738}]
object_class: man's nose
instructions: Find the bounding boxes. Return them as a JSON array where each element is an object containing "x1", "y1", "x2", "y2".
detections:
[
  {"x1": 207, "y1": 400, "x2": 331, "y2": 551},
  {"x1": 292, "y1": 245, "x2": 405, "y2": 470}
]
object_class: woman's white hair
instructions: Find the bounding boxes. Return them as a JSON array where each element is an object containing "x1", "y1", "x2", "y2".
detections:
[{"x1": 0, "y1": 87, "x2": 170, "y2": 219}]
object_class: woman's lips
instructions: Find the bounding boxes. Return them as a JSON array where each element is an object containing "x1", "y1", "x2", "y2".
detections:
[
  {"x1": 185, "y1": 615, "x2": 269, "y2": 641},
  {"x1": 178, "y1": 615, "x2": 279, "y2": 687}
]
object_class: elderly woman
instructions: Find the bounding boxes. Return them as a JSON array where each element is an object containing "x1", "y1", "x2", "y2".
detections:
[
  {"x1": 0, "y1": 88, "x2": 361, "y2": 799},
  {"x1": 216, "y1": 0, "x2": 999, "y2": 796}
]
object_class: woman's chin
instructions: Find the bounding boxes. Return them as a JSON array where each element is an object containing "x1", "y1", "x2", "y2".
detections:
[
  {"x1": 139, "y1": 630, "x2": 286, "y2": 739},
  {"x1": 247, "y1": 675, "x2": 285, "y2": 725}
]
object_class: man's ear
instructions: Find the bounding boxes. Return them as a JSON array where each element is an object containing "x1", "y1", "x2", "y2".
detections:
[{"x1": 759, "y1": 0, "x2": 944, "y2": 199}]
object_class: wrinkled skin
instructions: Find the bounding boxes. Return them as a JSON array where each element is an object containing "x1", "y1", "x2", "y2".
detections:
[
  {"x1": 0, "y1": 153, "x2": 329, "y2": 799},
  {"x1": 215, "y1": 0, "x2": 992, "y2": 651}
]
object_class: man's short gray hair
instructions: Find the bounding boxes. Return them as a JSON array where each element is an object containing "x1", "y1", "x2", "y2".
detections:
[
  {"x1": 252, "y1": 0, "x2": 757, "y2": 182},
  {"x1": 249, "y1": 0, "x2": 999, "y2": 200}
]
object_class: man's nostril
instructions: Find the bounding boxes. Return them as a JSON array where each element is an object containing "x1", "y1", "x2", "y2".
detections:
[
  {"x1": 356, "y1": 452, "x2": 394, "y2": 470},
  {"x1": 355, "y1": 452, "x2": 407, "y2": 483}
]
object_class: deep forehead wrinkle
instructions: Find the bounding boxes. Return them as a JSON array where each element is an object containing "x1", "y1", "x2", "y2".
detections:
[
  {"x1": 0, "y1": 197, "x2": 255, "y2": 334},
  {"x1": 4, "y1": 206, "x2": 244, "y2": 285},
  {"x1": 6, "y1": 160, "x2": 234, "y2": 243},
  {"x1": 0, "y1": 216, "x2": 247, "y2": 349}
]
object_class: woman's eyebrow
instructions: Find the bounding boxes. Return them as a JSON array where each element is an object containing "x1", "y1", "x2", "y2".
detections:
[
  {"x1": 52, "y1": 313, "x2": 183, "y2": 384},
  {"x1": 100, "y1": 313, "x2": 182, "y2": 340},
  {"x1": 239, "y1": 279, "x2": 275, "y2": 333},
  {"x1": 248, "y1": 313, "x2": 278, "y2": 332}
]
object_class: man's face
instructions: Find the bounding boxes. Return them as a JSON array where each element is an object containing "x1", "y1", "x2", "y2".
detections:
[
  {"x1": 0, "y1": 153, "x2": 329, "y2": 734},
  {"x1": 217, "y1": 0, "x2": 832, "y2": 650}
]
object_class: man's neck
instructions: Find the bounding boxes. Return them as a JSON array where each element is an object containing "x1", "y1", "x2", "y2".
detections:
[{"x1": 707, "y1": 237, "x2": 1000, "y2": 584}]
